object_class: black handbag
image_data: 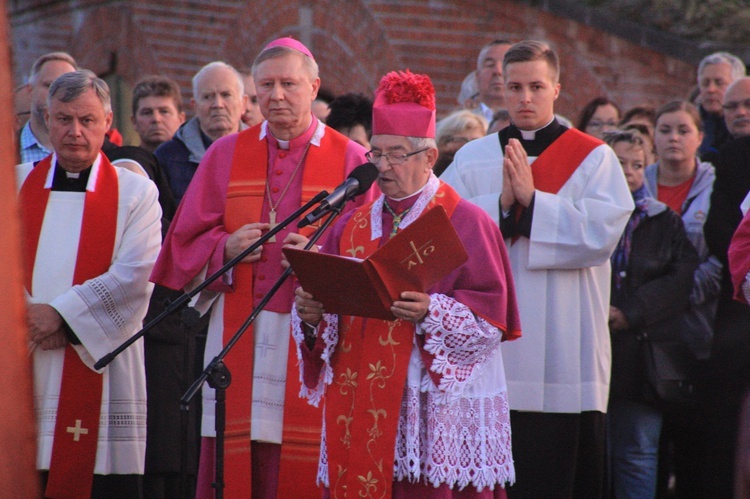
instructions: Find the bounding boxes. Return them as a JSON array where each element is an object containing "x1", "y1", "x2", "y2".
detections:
[{"x1": 642, "y1": 339, "x2": 697, "y2": 407}]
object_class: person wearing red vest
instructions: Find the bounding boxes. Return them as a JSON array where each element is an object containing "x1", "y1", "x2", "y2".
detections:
[
  {"x1": 442, "y1": 40, "x2": 634, "y2": 498},
  {"x1": 150, "y1": 37, "x2": 372, "y2": 498},
  {"x1": 17, "y1": 70, "x2": 162, "y2": 498},
  {"x1": 292, "y1": 69, "x2": 522, "y2": 498}
]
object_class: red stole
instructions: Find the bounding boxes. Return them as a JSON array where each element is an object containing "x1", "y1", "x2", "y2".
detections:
[
  {"x1": 512, "y1": 128, "x2": 602, "y2": 241},
  {"x1": 20, "y1": 154, "x2": 118, "y2": 499},
  {"x1": 327, "y1": 185, "x2": 460, "y2": 498},
  {"x1": 530, "y1": 128, "x2": 602, "y2": 193},
  {"x1": 222, "y1": 124, "x2": 348, "y2": 497}
]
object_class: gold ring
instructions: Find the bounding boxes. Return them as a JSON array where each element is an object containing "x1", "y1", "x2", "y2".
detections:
[{"x1": 300, "y1": 306, "x2": 305, "y2": 314}]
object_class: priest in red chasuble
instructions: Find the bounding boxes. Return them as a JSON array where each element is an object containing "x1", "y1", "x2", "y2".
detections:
[
  {"x1": 151, "y1": 37, "x2": 373, "y2": 497},
  {"x1": 292, "y1": 70, "x2": 522, "y2": 498}
]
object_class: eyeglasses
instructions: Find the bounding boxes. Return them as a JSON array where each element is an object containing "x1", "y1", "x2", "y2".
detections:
[
  {"x1": 587, "y1": 120, "x2": 618, "y2": 130},
  {"x1": 723, "y1": 98, "x2": 750, "y2": 112},
  {"x1": 365, "y1": 148, "x2": 428, "y2": 166}
]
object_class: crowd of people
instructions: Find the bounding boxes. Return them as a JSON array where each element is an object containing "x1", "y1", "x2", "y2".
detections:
[{"x1": 12, "y1": 34, "x2": 750, "y2": 499}]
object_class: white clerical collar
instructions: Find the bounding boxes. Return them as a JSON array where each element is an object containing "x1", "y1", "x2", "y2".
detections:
[
  {"x1": 387, "y1": 182, "x2": 429, "y2": 202},
  {"x1": 517, "y1": 117, "x2": 555, "y2": 140},
  {"x1": 259, "y1": 115, "x2": 326, "y2": 148},
  {"x1": 45, "y1": 152, "x2": 102, "y2": 191}
]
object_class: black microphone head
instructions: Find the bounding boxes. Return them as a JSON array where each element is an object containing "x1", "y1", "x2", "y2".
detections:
[{"x1": 348, "y1": 162, "x2": 379, "y2": 195}]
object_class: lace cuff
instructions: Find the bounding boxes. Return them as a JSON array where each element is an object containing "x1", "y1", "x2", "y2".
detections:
[
  {"x1": 291, "y1": 309, "x2": 339, "y2": 407},
  {"x1": 420, "y1": 293, "x2": 503, "y2": 401}
]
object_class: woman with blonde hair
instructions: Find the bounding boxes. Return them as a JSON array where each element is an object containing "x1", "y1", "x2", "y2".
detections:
[{"x1": 434, "y1": 110, "x2": 487, "y2": 176}]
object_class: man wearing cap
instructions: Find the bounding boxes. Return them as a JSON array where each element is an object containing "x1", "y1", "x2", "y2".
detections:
[
  {"x1": 442, "y1": 40, "x2": 633, "y2": 498},
  {"x1": 292, "y1": 70, "x2": 521, "y2": 498},
  {"x1": 151, "y1": 38, "x2": 371, "y2": 497}
]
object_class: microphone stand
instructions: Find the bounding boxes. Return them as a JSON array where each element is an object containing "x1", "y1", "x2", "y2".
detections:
[
  {"x1": 180, "y1": 201, "x2": 347, "y2": 499},
  {"x1": 93, "y1": 191, "x2": 328, "y2": 371}
]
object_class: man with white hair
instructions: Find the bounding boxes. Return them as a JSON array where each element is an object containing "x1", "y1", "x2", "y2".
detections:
[
  {"x1": 696, "y1": 51, "x2": 746, "y2": 163},
  {"x1": 17, "y1": 70, "x2": 161, "y2": 498},
  {"x1": 154, "y1": 61, "x2": 247, "y2": 205},
  {"x1": 151, "y1": 37, "x2": 372, "y2": 497}
]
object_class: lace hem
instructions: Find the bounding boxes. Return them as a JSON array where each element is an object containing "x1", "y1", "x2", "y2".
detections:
[
  {"x1": 420, "y1": 293, "x2": 503, "y2": 402},
  {"x1": 393, "y1": 386, "x2": 515, "y2": 490}
]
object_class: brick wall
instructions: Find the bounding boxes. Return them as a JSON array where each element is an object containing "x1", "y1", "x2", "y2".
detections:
[{"x1": 9, "y1": 0, "x2": 698, "y2": 127}]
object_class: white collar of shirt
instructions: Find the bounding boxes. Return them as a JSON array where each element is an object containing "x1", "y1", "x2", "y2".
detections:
[{"x1": 45, "y1": 152, "x2": 102, "y2": 191}]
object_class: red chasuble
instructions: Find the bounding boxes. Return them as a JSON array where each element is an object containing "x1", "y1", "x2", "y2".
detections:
[
  {"x1": 325, "y1": 184, "x2": 462, "y2": 499},
  {"x1": 222, "y1": 125, "x2": 348, "y2": 497},
  {"x1": 20, "y1": 154, "x2": 118, "y2": 499}
]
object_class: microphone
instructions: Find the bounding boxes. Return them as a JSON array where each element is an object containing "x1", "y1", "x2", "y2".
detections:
[{"x1": 298, "y1": 162, "x2": 379, "y2": 228}]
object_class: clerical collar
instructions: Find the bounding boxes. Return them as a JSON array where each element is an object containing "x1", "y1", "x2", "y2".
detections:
[
  {"x1": 516, "y1": 117, "x2": 556, "y2": 140},
  {"x1": 51, "y1": 163, "x2": 92, "y2": 192},
  {"x1": 269, "y1": 115, "x2": 317, "y2": 150},
  {"x1": 500, "y1": 117, "x2": 567, "y2": 157},
  {"x1": 386, "y1": 182, "x2": 428, "y2": 203}
]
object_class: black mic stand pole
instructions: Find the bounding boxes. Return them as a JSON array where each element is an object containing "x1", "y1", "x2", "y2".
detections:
[
  {"x1": 93, "y1": 191, "x2": 328, "y2": 371},
  {"x1": 180, "y1": 201, "x2": 347, "y2": 499}
]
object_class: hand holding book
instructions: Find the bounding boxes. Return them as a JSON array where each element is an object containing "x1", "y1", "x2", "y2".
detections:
[{"x1": 284, "y1": 206, "x2": 468, "y2": 320}]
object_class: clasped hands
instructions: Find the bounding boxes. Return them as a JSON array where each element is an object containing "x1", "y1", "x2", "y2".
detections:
[
  {"x1": 500, "y1": 138, "x2": 536, "y2": 213},
  {"x1": 27, "y1": 303, "x2": 68, "y2": 351}
]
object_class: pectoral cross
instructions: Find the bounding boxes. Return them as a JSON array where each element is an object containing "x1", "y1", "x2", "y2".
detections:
[{"x1": 269, "y1": 209, "x2": 278, "y2": 243}]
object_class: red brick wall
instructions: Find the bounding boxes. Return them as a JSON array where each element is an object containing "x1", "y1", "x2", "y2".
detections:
[{"x1": 9, "y1": 0, "x2": 698, "y2": 124}]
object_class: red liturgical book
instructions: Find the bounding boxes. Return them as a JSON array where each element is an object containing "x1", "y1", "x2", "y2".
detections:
[{"x1": 284, "y1": 206, "x2": 468, "y2": 320}]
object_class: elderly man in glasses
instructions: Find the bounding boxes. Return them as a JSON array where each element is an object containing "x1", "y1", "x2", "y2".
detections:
[{"x1": 292, "y1": 69, "x2": 521, "y2": 498}]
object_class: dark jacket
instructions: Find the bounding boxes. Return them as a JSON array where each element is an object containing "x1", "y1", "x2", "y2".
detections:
[
  {"x1": 610, "y1": 200, "x2": 699, "y2": 401},
  {"x1": 703, "y1": 135, "x2": 750, "y2": 395},
  {"x1": 154, "y1": 117, "x2": 213, "y2": 206}
]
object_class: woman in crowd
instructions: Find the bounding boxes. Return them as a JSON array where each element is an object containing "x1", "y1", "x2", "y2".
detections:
[
  {"x1": 577, "y1": 96, "x2": 621, "y2": 139},
  {"x1": 433, "y1": 109, "x2": 487, "y2": 176},
  {"x1": 605, "y1": 130, "x2": 698, "y2": 498},
  {"x1": 644, "y1": 100, "x2": 721, "y2": 497}
]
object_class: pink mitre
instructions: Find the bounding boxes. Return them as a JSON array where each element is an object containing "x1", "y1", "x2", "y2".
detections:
[
  {"x1": 372, "y1": 69, "x2": 436, "y2": 138},
  {"x1": 262, "y1": 37, "x2": 315, "y2": 62}
]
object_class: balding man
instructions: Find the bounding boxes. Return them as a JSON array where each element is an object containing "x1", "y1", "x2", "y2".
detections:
[
  {"x1": 473, "y1": 39, "x2": 512, "y2": 122},
  {"x1": 18, "y1": 52, "x2": 77, "y2": 163},
  {"x1": 696, "y1": 51, "x2": 746, "y2": 163},
  {"x1": 722, "y1": 77, "x2": 750, "y2": 139},
  {"x1": 151, "y1": 38, "x2": 373, "y2": 498},
  {"x1": 701, "y1": 77, "x2": 750, "y2": 498},
  {"x1": 154, "y1": 61, "x2": 247, "y2": 205},
  {"x1": 17, "y1": 70, "x2": 161, "y2": 498}
]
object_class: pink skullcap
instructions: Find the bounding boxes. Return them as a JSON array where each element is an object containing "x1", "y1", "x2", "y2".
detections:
[
  {"x1": 372, "y1": 70, "x2": 436, "y2": 138},
  {"x1": 262, "y1": 37, "x2": 315, "y2": 62}
]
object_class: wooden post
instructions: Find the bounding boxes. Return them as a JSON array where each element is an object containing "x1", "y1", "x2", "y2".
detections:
[{"x1": 0, "y1": 0, "x2": 41, "y2": 496}]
